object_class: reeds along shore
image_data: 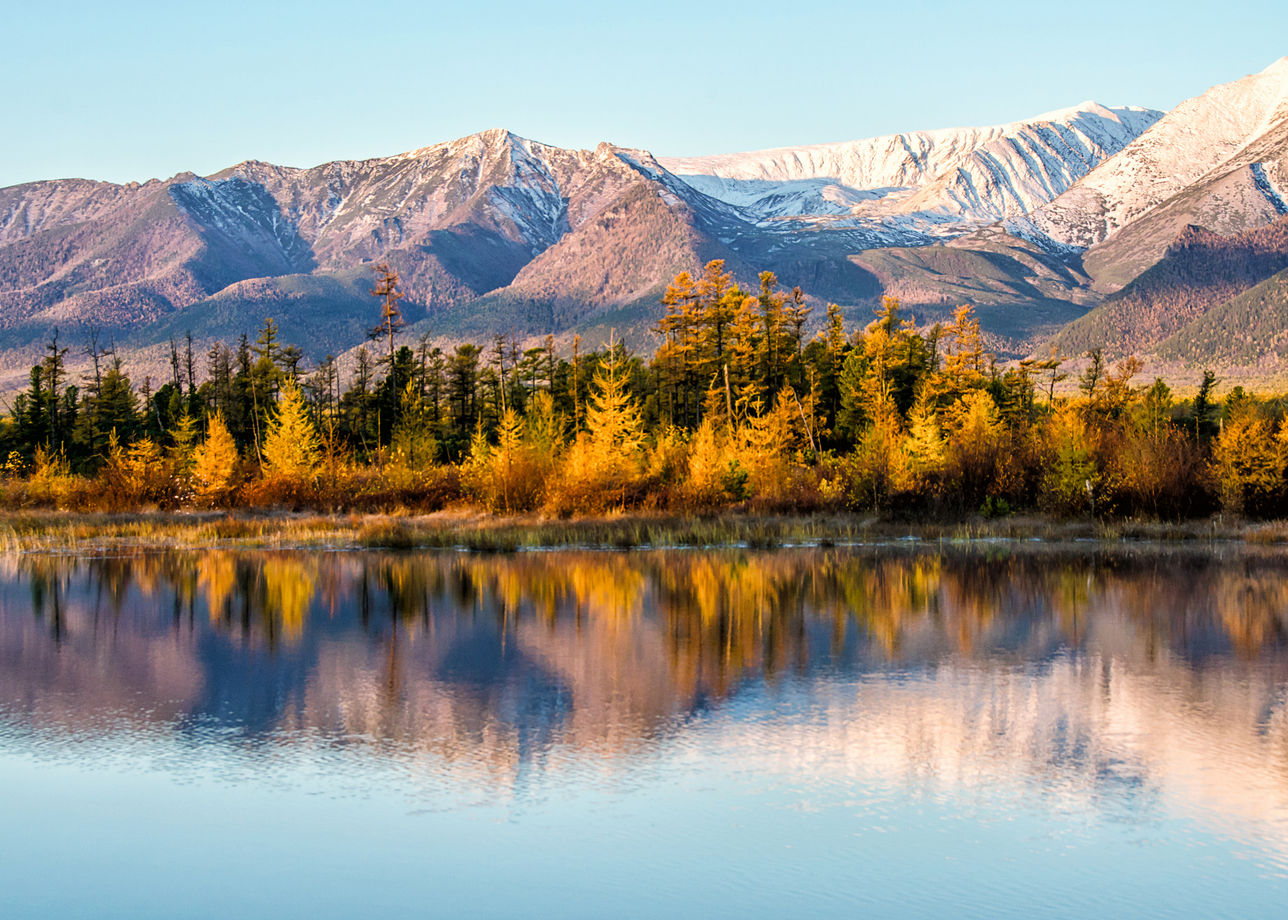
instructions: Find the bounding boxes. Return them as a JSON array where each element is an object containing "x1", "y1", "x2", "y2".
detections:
[
  {"x1": 0, "y1": 510, "x2": 1278, "y2": 555},
  {"x1": 0, "y1": 261, "x2": 1281, "y2": 522}
]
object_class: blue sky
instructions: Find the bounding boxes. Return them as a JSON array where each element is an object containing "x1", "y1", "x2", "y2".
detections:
[{"x1": 2, "y1": 0, "x2": 1285, "y2": 186}]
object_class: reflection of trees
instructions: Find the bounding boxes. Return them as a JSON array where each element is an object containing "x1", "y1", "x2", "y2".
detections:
[
  {"x1": 15, "y1": 548, "x2": 1288, "y2": 670},
  {"x1": 7, "y1": 547, "x2": 1288, "y2": 858},
  {"x1": 7, "y1": 547, "x2": 1288, "y2": 769},
  {"x1": 259, "y1": 558, "x2": 315, "y2": 640},
  {"x1": 26, "y1": 556, "x2": 69, "y2": 644},
  {"x1": 192, "y1": 552, "x2": 319, "y2": 644}
]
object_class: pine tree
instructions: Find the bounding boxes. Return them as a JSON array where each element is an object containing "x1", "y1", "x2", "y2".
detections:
[
  {"x1": 757, "y1": 271, "x2": 786, "y2": 394},
  {"x1": 555, "y1": 334, "x2": 646, "y2": 511},
  {"x1": 943, "y1": 304, "x2": 985, "y2": 390},
  {"x1": 523, "y1": 390, "x2": 563, "y2": 457},
  {"x1": 390, "y1": 380, "x2": 436, "y2": 468},
  {"x1": 369, "y1": 262, "x2": 406, "y2": 392},
  {"x1": 493, "y1": 407, "x2": 525, "y2": 514},
  {"x1": 168, "y1": 409, "x2": 200, "y2": 480}
]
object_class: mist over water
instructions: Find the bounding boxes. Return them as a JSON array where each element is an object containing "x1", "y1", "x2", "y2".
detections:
[{"x1": 2, "y1": 546, "x2": 1287, "y2": 918}]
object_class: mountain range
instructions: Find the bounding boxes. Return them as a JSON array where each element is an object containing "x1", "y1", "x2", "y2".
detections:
[{"x1": 4, "y1": 57, "x2": 1288, "y2": 389}]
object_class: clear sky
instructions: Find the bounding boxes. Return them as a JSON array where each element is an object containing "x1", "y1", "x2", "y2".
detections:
[{"x1": 2, "y1": 0, "x2": 1285, "y2": 187}]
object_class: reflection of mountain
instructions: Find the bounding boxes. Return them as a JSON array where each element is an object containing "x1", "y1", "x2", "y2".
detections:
[
  {"x1": 731, "y1": 656, "x2": 1288, "y2": 866},
  {"x1": 1, "y1": 547, "x2": 1287, "y2": 848}
]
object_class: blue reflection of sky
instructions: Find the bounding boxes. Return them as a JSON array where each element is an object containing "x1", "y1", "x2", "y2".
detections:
[
  {"x1": 2, "y1": 549, "x2": 1288, "y2": 917},
  {"x1": 2, "y1": 691, "x2": 1284, "y2": 920}
]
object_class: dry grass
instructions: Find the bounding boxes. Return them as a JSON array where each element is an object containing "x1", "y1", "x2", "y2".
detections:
[{"x1": 0, "y1": 507, "x2": 1272, "y2": 555}]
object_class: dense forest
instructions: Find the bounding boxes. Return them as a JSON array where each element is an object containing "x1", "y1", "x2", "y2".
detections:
[{"x1": 0, "y1": 260, "x2": 1280, "y2": 520}]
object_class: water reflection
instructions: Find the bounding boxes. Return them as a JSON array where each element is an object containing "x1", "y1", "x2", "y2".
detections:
[{"x1": 3, "y1": 546, "x2": 1288, "y2": 902}]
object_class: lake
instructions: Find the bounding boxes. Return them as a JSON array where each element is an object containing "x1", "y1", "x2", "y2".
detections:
[{"x1": 1, "y1": 545, "x2": 1286, "y2": 918}]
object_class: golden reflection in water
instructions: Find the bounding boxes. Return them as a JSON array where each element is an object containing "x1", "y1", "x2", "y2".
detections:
[
  {"x1": 2, "y1": 546, "x2": 1288, "y2": 849},
  {"x1": 197, "y1": 551, "x2": 237, "y2": 623}
]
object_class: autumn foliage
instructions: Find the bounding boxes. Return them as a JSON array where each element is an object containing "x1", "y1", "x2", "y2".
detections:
[{"x1": 0, "y1": 260, "x2": 1282, "y2": 521}]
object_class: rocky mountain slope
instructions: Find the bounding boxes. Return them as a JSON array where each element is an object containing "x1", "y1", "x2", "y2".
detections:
[
  {"x1": 7, "y1": 60, "x2": 1288, "y2": 386},
  {"x1": 0, "y1": 97, "x2": 1163, "y2": 367}
]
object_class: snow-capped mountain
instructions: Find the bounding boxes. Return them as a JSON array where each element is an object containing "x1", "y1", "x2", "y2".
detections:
[
  {"x1": 7, "y1": 59, "x2": 1288, "y2": 381},
  {"x1": 0, "y1": 130, "x2": 755, "y2": 342},
  {"x1": 660, "y1": 103, "x2": 1161, "y2": 241},
  {"x1": 1011, "y1": 57, "x2": 1288, "y2": 287}
]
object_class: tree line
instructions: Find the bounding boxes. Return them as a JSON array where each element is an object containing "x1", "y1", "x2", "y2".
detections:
[{"x1": 0, "y1": 260, "x2": 1278, "y2": 519}]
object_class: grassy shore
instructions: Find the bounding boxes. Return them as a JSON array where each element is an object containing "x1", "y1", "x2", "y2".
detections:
[{"x1": 0, "y1": 508, "x2": 1281, "y2": 554}]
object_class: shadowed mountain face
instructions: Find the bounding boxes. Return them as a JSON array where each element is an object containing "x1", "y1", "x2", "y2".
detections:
[{"x1": 1051, "y1": 215, "x2": 1288, "y2": 358}]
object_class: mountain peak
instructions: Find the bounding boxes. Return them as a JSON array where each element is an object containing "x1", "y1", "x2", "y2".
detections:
[
  {"x1": 1260, "y1": 56, "x2": 1288, "y2": 76},
  {"x1": 1017, "y1": 54, "x2": 1288, "y2": 265},
  {"x1": 394, "y1": 128, "x2": 536, "y2": 163}
]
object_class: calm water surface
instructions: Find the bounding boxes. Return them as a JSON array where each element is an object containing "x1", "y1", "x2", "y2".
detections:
[{"x1": 2, "y1": 545, "x2": 1288, "y2": 918}]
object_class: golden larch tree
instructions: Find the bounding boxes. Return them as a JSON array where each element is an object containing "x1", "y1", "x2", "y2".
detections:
[
  {"x1": 192, "y1": 412, "x2": 240, "y2": 504},
  {"x1": 261, "y1": 380, "x2": 321, "y2": 481}
]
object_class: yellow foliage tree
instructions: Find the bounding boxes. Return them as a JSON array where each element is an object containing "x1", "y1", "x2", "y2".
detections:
[
  {"x1": 942, "y1": 304, "x2": 986, "y2": 387},
  {"x1": 523, "y1": 390, "x2": 564, "y2": 458},
  {"x1": 104, "y1": 431, "x2": 167, "y2": 505},
  {"x1": 944, "y1": 388, "x2": 1004, "y2": 506},
  {"x1": 1041, "y1": 402, "x2": 1098, "y2": 516},
  {"x1": 169, "y1": 409, "x2": 199, "y2": 474},
  {"x1": 904, "y1": 388, "x2": 946, "y2": 483},
  {"x1": 685, "y1": 416, "x2": 741, "y2": 505},
  {"x1": 1210, "y1": 412, "x2": 1285, "y2": 514},
  {"x1": 736, "y1": 393, "x2": 797, "y2": 503},
  {"x1": 585, "y1": 343, "x2": 645, "y2": 461},
  {"x1": 261, "y1": 380, "x2": 320, "y2": 482},
  {"x1": 192, "y1": 412, "x2": 240, "y2": 505},
  {"x1": 849, "y1": 380, "x2": 904, "y2": 510},
  {"x1": 550, "y1": 338, "x2": 645, "y2": 512},
  {"x1": 390, "y1": 380, "x2": 436, "y2": 469},
  {"x1": 490, "y1": 407, "x2": 530, "y2": 513}
]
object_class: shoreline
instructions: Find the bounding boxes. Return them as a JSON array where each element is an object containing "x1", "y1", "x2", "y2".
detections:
[{"x1": 0, "y1": 508, "x2": 1282, "y2": 554}]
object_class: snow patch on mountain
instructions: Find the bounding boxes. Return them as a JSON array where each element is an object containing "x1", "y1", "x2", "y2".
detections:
[
  {"x1": 1251, "y1": 162, "x2": 1288, "y2": 215},
  {"x1": 659, "y1": 103, "x2": 1161, "y2": 236},
  {"x1": 1022, "y1": 57, "x2": 1288, "y2": 249},
  {"x1": 170, "y1": 176, "x2": 313, "y2": 269}
]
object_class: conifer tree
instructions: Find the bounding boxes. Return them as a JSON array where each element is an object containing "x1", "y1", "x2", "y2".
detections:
[
  {"x1": 757, "y1": 271, "x2": 786, "y2": 393},
  {"x1": 168, "y1": 409, "x2": 200, "y2": 481},
  {"x1": 943, "y1": 304, "x2": 986, "y2": 391},
  {"x1": 369, "y1": 262, "x2": 405, "y2": 391},
  {"x1": 192, "y1": 412, "x2": 239, "y2": 505},
  {"x1": 493, "y1": 407, "x2": 525, "y2": 514},
  {"x1": 585, "y1": 336, "x2": 645, "y2": 464},
  {"x1": 556, "y1": 334, "x2": 646, "y2": 511},
  {"x1": 904, "y1": 388, "x2": 946, "y2": 481},
  {"x1": 390, "y1": 380, "x2": 436, "y2": 468},
  {"x1": 261, "y1": 381, "x2": 320, "y2": 481},
  {"x1": 523, "y1": 391, "x2": 563, "y2": 457}
]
